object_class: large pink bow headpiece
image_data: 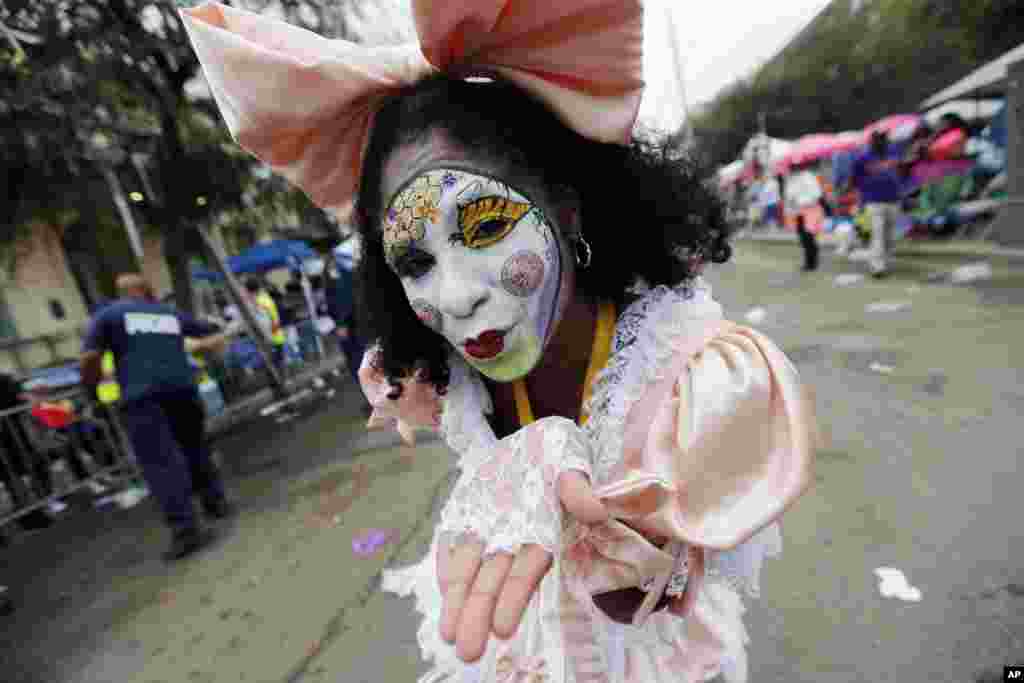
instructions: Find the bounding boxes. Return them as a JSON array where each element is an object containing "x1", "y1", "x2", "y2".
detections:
[{"x1": 181, "y1": 1, "x2": 645, "y2": 218}]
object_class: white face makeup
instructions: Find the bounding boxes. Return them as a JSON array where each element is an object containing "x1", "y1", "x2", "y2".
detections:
[{"x1": 383, "y1": 168, "x2": 568, "y2": 382}]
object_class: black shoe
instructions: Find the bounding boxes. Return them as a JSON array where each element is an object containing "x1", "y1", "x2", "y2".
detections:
[
  {"x1": 163, "y1": 526, "x2": 214, "y2": 562},
  {"x1": 202, "y1": 498, "x2": 236, "y2": 520}
]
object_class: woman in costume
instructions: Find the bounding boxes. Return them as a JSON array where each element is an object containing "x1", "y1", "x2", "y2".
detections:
[{"x1": 181, "y1": 2, "x2": 818, "y2": 681}]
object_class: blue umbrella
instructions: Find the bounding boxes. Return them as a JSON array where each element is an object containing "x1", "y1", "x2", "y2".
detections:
[{"x1": 193, "y1": 240, "x2": 317, "y2": 281}]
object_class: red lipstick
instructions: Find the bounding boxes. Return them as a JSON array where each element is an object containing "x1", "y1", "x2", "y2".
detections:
[{"x1": 463, "y1": 330, "x2": 506, "y2": 360}]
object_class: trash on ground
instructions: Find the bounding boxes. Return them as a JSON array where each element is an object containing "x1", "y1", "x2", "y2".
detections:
[
  {"x1": 96, "y1": 485, "x2": 150, "y2": 510},
  {"x1": 869, "y1": 363, "x2": 895, "y2": 375},
  {"x1": 744, "y1": 307, "x2": 768, "y2": 325},
  {"x1": 834, "y1": 273, "x2": 865, "y2": 287},
  {"x1": 352, "y1": 528, "x2": 396, "y2": 556},
  {"x1": 874, "y1": 567, "x2": 922, "y2": 602},
  {"x1": 950, "y1": 261, "x2": 993, "y2": 284},
  {"x1": 865, "y1": 300, "x2": 912, "y2": 314}
]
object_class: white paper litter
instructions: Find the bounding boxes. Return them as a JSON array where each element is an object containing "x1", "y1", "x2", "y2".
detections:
[
  {"x1": 869, "y1": 363, "x2": 895, "y2": 374},
  {"x1": 874, "y1": 567, "x2": 922, "y2": 602},
  {"x1": 950, "y1": 262, "x2": 993, "y2": 284},
  {"x1": 744, "y1": 307, "x2": 768, "y2": 325},
  {"x1": 834, "y1": 273, "x2": 865, "y2": 287},
  {"x1": 865, "y1": 300, "x2": 912, "y2": 314},
  {"x1": 96, "y1": 486, "x2": 150, "y2": 510}
]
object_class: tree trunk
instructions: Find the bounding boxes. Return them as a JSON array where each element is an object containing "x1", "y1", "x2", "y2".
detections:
[{"x1": 164, "y1": 221, "x2": 195, "y2": 313}]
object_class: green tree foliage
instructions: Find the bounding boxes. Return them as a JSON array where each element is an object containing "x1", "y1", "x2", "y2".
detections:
[
  {"x1": 1, "y1": 0, "x2": 375, "y2": 310},
  {"x1": 690, "y1": 0, "x2": 1024, "y2": 170}
]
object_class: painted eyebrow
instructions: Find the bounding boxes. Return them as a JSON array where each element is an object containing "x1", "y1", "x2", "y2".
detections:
[
  {"x1": 385, "y1": 165, "x2": 533, "y2": 213},
  {"x1": 456, "y1": 179, "x2": 520, "y2": 209}
]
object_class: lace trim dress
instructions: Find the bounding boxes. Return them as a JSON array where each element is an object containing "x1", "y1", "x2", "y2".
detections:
[{"x1": 377, "y1": 279, "x2": 815, "y2": 683}]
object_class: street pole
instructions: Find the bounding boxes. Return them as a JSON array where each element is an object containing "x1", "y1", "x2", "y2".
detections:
[
  {"x1": 988, "y1": 58, "x2": 1024, "y2": 246},
  {"x1": 197, "y1": 225, "x2": 287, "y2": 399}
]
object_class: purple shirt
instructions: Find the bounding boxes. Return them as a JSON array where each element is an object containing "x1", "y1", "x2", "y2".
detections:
[{"x1": 852, "y1": 147, "x2": 906, "y2": 204}]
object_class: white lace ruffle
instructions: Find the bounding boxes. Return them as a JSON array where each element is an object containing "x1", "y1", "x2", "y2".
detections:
[
  {"x1": 582, "y1": 279, "x2": 723, "y2": 484},
  {"x1": 385, "y1": 279, "x2": 786, "y2": 682},
  {"x1": 438, "y1": 415, "x2": 594, "y2": 558},
  {"x1": 438, "y1": 356, "x2": 497, "y2": 469}
]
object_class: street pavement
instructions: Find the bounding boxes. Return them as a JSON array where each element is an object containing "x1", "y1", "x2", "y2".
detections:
[{"x1": 3, "y1": 238, "x2": 1023, "y2": 683}]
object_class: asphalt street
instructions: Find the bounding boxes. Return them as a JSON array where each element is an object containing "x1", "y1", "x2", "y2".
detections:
[{"x1": 2, "y1": 238, "x2": 1022, "y2": 683}]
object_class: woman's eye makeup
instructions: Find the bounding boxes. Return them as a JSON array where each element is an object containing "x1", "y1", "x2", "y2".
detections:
[
  {"x1": 384, "y1": 171, "x2": 537, "y2": 279},
  {"x1": 391, "y1": 246, "x2": 434, "y2": 279},
  {"x1": 455, "y1": 196, "x2": 531, "y2": 249}
]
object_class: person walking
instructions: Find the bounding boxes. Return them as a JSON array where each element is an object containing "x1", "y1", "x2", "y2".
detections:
[
  {"x1": 80, "y1": 274, "x2": 234, "y2": 561},
  {"x1": 785, "y1": 163, "x2": 824, "y2": 272},
  {"x1": 795, "y1": 214, "x2": 819, "y2": 271},
  {"x1": 851, "y1": 131, "x2": 907, "y2": 278}
]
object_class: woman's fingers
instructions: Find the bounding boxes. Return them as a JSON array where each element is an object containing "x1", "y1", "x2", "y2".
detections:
[
  {"x1": 558, "y1": 469, "x2": 609, "y2": 525},
  {"x1": 438, "y1": 539, "x2": 484, "y2": 644},
  {"x1": 493, "y1": 545, "x2": 553, "y2": 639},
  {"x1": 455, "y1": 552, "x2": 514, "y2": 662}
]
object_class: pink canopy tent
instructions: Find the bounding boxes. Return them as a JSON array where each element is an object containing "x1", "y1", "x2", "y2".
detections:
[
  {"x1": 862, "y1": 113, "x2": 924, "y2": 143},
  {"x1": 775, "y1": 132, "x2": 863, "y2": 174}
]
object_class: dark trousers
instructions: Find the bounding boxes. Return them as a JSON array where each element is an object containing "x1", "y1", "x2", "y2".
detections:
[
  {"x1": 120, "y1": 388, "x2": 225, "y2": 532},
  {"x1": 338, "y1": 333, "x2": 366, "y2": 383},
  {"x1": 797, "y1": 226, "x2": 819, "y2": 270}
]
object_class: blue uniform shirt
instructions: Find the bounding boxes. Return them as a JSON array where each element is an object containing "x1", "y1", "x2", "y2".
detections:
[
  {"x1": 852, "y1": 147, "x2": 907, "y2": 204},
  {"x1": 83, "y1": 298, "x2": 219, "y2": 403}
]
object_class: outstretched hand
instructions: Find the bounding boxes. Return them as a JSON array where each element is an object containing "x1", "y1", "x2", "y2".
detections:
[{"x1": 436, "y1": 470, "x2": 608, "y2": 663}]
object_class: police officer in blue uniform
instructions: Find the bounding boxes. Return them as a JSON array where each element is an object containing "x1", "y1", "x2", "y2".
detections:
[{"x1": 80, "y1": 274, "x2": 234, "y2": 561}]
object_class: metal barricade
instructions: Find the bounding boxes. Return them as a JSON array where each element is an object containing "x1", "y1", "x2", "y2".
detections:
[{"x1": 0, "y1": 389, "x2": 139, "y2": 529}]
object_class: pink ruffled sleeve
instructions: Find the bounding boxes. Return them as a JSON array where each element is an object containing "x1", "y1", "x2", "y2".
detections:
[{"x1": 598, "y1": 320, "x2": 818, "y2": 551}]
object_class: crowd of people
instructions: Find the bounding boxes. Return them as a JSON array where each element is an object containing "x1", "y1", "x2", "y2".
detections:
[{"x1": 725, "y1": 108, "x2": 1009, "y2": 278}]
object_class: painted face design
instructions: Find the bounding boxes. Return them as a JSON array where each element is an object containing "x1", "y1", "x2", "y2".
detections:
[{"x1": 384, "y1": 169, "x2": 564, "y2": 382}]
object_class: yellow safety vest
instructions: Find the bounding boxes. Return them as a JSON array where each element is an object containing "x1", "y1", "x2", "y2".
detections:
[
  {"x1": 255, "y1": 291, "x2": 286, "y2": 346},
  {"x1": 97, "y1": 351, "x2": 121, "y2": 404}
]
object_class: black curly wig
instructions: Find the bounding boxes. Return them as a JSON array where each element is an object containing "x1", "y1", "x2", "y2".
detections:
[{"x1": 353, "y1": 74, "x2": 730, "y2": 398}]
